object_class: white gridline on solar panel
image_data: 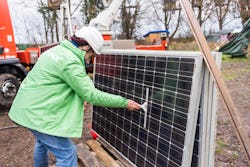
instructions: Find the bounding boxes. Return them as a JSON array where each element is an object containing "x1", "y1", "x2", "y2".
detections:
[
  {"x1": 101, "y1": 55, "x2": 195, "y2": 65},
  {"x1": 92, "y1": 100, "x2": 192, "y2": 165},
  {"x1": 94, "y1": 104, "x2": 187, "y2": 138},
  {"x1": 95, "y1": 81, "x2": 191, "y2": 119},
  {"x1": 96, "y1": 74, "x2": 190, "y2": 122},
  {"x1": 92, "y1": 112, "x2": 184, "y2": 167},
  {"x1": 96, "y1": 72, "x2": 193, "y2": 92},
  {"x1": 94, "y1": 84, "x2": 189, "y2": 136},
  {"x1": 93, "y1": 105, "x2": 186, "y2": 147},
  {"x1": 93, "y1": 96, "x2": 188, "y2": 157},
  {"x1": 93, "y1": 110, "x2": 192, "y2": 161},
  {"x1": 94, "y1": 54, "x2": 201, "y2": 166},
  {"x1": 94, "y1": 78, "x2": 191, "y2": 107},
  {"x1": 94, "y1": 72, "x2": 192, "y2": 99},
  {"x1": 95, "y1": 63, "x2": 193, "y2": 87},
  {"x1": 96, "y1": 54, "x2": 195, "y2": 63},
  {"x1": 95, "y1": 62, "x2": 194, "y2": 77},
  {"x1": 90, "y1": 127, "x2": 183, "y2": 167}
]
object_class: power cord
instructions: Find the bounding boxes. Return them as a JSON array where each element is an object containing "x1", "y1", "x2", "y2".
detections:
[{"x1": 0, "y1": 125, "x2": 22, "y2": 131}]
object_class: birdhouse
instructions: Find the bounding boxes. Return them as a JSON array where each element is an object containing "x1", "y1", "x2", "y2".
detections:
[{"x1": 48, "y1": 0, "x2": 62, "y2": 10}]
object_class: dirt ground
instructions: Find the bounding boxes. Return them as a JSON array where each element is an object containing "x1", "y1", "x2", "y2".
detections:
[{"x1": 0, "y1": 58, "x2": 249, "y2": 167}]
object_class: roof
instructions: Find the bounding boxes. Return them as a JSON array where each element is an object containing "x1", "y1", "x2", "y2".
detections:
[
  {"x1": 143, "y1": 30, "x2": 170, "y2": 37},
  {"x1": 231, "y1": 28, "x2": 242, "y2": 34}
]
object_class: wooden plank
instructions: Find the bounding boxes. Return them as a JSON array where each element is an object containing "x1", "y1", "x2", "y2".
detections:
[
  {"x1": 87, "y1": 140, "x2": 121, "y2": 167},
  {"x1": 98, "y1": 139, "x2": 132, "y2": 167},
  {"x1": 179, "y1": 0, "x2": 250, "y2": 164},
  {"x1": 76, "y1": 143, "x2": 103, "y2": 167}
]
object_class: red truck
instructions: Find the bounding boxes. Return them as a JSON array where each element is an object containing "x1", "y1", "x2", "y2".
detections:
[
  {"x1": 0, "y1": 0, "x2": 169, "y2": 107},
  {"x1": 0, "y1": 0, "x2": 40, "y2": 107}
]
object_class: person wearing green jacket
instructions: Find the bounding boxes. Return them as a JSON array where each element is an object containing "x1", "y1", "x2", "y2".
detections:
[{"x1": 8, "y1": 26, "x2": 141, "y2": 167}]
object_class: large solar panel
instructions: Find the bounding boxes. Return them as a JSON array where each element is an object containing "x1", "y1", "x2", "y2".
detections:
[
  {"x1": 92, "y1": 50, "x2": 205, "y2": 167},
  {"x1": 191, "y1": 53, "x2": 221, "y2": 167}
]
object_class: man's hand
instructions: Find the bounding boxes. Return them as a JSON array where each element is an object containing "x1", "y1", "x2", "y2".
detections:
[{"x1": 126, "y1": 99, "x2": 141, "y2": 111}]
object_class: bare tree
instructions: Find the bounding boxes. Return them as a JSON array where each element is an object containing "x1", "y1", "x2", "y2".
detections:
[
  {"x1": 22, "y1": 16, "x2": 41, "y2": 44},
  {"x1": 37, "y1": 0, "x2": 59, "y2": 43},
  {"x1": 213, "y1": 0, "x2": 236, "y2": 30},
  {"x1": 150, "y1": 0, "x2": 182, "y2": 39},
  {"x1": 119, "y1": 0, "x2": 141, "y2": 39},
  {"x1": 190, "y1": 0, "x2": 213, "y2": 26},
  {"x1": 81, "y1": 0, "x2": 101, "y2": 24},
  {"x1": 239, "y1": 0, "x2": 250, "y2": 23},
  {"x1": 37, "y1": 1, "x2": 49, "y2": 43}
]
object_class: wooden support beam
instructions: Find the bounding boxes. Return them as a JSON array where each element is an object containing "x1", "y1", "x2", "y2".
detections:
[
  {"x1": 179, "y1": 0, "x2": 250, "y2": 164},
  {"x1": 76, "y1": 143, "x2": 102, "y2": 167},
  {"x1": 87, "y1": 140, "x2": 121, "y2": 167}
]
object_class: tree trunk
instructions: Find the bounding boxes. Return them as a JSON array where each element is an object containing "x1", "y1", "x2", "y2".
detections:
[{"x1": 240, "y1": 0, "x2": 250, "y2": 24}]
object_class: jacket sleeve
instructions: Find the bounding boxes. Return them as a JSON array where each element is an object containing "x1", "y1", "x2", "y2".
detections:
[{"x1": 60, "y1": 59, "x2": 128, "y2": 108}]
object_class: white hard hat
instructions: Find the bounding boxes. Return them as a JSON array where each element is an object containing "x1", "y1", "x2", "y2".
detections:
[{"x1": 75, "y1": 26, "x2": 104, "y2": 55}]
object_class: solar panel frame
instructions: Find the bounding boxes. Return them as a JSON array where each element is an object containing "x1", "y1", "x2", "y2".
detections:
[
  {"x1": 191, "y1": 52, "x2": 221, "y2": 167},
  {"x1": 92, "y1": 49, "x2": 205, "y2": 167}
]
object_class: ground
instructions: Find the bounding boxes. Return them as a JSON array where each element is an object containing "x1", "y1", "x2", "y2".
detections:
[
  {"x1": 214, "y1": 58, "x2": 250, "y2": 167},
  {"x1": 0, "y1": 58, "x2": 249, "y2": 167}
]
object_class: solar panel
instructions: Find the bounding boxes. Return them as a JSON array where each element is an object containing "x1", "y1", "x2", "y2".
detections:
[
  {"x1": 191, "y1": 53, "x2": 221, "y2": 167},
  {"x1": 92, "y1": 50, "x2": 204, "y2": 167}
]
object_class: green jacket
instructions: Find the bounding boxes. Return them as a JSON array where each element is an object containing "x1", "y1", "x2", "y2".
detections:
[{"x1": 9, "y1": 40, "x2": 128, "y2": 138}]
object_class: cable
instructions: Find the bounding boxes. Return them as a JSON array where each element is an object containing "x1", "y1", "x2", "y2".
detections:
[{"x1": 0, "y1": 125, "x2": 22, "y2": 131}]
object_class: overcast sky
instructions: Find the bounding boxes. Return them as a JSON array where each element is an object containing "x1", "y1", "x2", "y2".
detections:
[
  {"x1": 7, "y1": 0, "x2": 243, "y2": 44},
  {"x1": 7, "y1": 0, "x2": 84, "y2": 44}
]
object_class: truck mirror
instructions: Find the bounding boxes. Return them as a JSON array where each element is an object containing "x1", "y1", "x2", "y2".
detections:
[{"x1": 0, "y1": 46, "x2": 4, "y2": 54}]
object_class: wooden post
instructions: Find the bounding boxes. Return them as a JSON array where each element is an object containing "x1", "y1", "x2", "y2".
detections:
[{"x1": 179, "y1": 0, "x2": 250, "y2": 164}]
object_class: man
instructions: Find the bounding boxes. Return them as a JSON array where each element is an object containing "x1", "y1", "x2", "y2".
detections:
[{"x1": 8, "y1": 26, "x2": 141, "y2": 167}]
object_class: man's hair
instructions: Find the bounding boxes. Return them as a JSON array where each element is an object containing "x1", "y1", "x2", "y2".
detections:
[{"x1": 70, "y1": 35, "x2": 88, "y2": 46}]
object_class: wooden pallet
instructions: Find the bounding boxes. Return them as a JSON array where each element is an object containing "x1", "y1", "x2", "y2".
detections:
[
  {"x1": 76, "y1": 142, "x2": 103, "y2": 167},
  {"x1": 77, "y1": 140, "x2": 131, "y2": 167}
]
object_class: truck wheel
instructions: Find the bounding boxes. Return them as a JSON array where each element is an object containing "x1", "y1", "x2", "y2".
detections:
[{"x1": 0, "y1": 74, "x2": 20, "y2": 107}]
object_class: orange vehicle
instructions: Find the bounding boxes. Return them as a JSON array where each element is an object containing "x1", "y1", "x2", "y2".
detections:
[
  {"x1": 135, "y1": 39, "x2": 169, "y2": 51},
  {"x1": 135, "y1": 30, "x2": 169, "y2": 50},
  {"x1": 0, "y1": 0, "x2": 40, "y2": 107},
  {"x1": 89, "y1": 0, "x2": 169, "y2": 51}
]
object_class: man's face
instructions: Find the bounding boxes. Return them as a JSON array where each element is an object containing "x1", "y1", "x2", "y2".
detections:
[
  {"x1": 79, "y1": 45, "x2": 95, "y2": 64},
  {"x1": 85, "y1": 50, "x2": 95, "y2": 64}
]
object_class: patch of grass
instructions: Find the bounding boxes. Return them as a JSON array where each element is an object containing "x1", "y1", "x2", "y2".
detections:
[
  {"x1": 217, "y1": 140, "x2": 228, "y2": 147},
  {"x1": 215, "y1": 147, "x2": 224, "y2": 154},
  {"x1": 222, "y1": 69, "x2": 238, "y2": 81},
  {"x1": 218, "y1": 120, "x2": 230, "y2": 125},
  {"x1": 231, "y1": 152, "x2": 239, "y2": 159},
  {"x1": 215, "y1": 140, "x2": 228, "y2": 154},
  {"x1": 215, "y1": 140, "x2": 229, "y2": 154},
  {"x1": 222, "y1": 54, "x2": 232, "y2": 60},
  {"x1": 169, "y1": 41, "x2": 199, "y2": 51},
  {"x1": 240, "y1": 67, "x2": 250, "y2": 73},
  {"x1": 222, "y1": 54, "x2": 250, "y2": 62}
]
